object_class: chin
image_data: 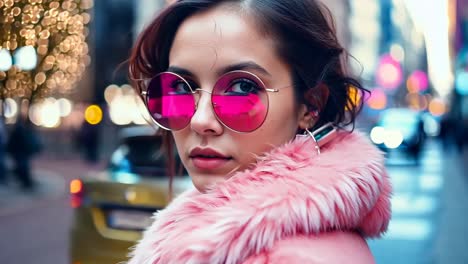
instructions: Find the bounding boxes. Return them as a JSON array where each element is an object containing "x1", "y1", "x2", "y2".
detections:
[{"x1": 190, "y1": 172, "x2": 227, "y2": 193}]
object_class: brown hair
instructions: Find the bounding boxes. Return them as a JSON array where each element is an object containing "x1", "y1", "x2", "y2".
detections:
[{"x1": 128, "y1": 0, "x2": 368, "y2": 194}]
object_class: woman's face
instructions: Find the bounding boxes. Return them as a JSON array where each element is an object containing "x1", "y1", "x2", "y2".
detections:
[{"x1": 169, "y1": 5, "x2": 308, "y2": 192}]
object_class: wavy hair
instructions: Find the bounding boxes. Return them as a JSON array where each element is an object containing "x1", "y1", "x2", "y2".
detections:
[{"x1": 128, "y1": 0, "x2": 368, "y2": 187}]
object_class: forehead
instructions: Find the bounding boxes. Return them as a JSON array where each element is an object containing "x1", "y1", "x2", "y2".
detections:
[{"x1": 168, "y1": 5, "x2": 282, "y2": 73}]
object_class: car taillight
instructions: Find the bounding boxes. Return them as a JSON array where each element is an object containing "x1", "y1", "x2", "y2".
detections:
[{"x1": 70, "y1": 179, "x2": 84, "y2": 208}]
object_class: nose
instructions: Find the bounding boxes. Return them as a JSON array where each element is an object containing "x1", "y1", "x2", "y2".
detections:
[{"x1": 190, "y1": 89, "x2": 224, "y2": 136}]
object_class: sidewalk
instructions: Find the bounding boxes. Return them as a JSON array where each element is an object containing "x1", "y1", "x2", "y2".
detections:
[
  {"x1": 0, "y1": 169, "x2": 66, "y2": 216},
  {"x1": 433, "y1": 148, "x2": 468, "y2": 263},
  {"x1": 0, "y1": 155, "x2": 106, "y2": 217}
]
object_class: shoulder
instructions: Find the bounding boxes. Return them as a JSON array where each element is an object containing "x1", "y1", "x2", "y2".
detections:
[{"x1": 244, "y1": 231, "x2": 375, "y2": 264}]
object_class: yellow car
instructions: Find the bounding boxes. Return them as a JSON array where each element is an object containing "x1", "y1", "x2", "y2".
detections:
[{"x1": 69, "y1": 126, "x2": 192, "y2": 264}]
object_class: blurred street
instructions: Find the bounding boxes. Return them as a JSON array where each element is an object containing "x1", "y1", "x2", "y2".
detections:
[
  {"x1": 0, "y1": 139, "x2": 466, "y2": 264},
  {"x1": 1, "y1": 0, "x2": 467, "y2": 263},
  {"x1": 369, "y1": 140, "x2": 468, "y2": 264},
  {"x1": 0, "y1": 157, "x2": 105, "y2": 264}
]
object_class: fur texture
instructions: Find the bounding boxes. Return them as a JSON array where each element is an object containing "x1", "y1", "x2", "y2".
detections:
[{"x1": 128, "y1": 131, "x2": 392, "y2": 264}]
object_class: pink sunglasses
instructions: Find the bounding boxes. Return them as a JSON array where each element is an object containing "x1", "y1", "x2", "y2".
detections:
[{"x1": 141, "y1": 70, "x2": 285, "y2": 133}]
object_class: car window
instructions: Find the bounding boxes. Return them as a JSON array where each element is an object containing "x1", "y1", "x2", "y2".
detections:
[
  {"x1": 109, "y1": 136, "x2": 169, "y2": 177},
  {"x1": 124, "y1": 136, "x2": 165, "y2": 168}
]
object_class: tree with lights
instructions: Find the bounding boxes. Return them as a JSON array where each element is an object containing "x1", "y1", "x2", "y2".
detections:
[
  {"x1": 0, "y1": 0, "x2": 93, "y2": 108},
  {"x1": 0, "y1": 0, "x2": 93, "y2": 187}
]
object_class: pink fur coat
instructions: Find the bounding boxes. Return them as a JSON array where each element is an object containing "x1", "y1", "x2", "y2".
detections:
[{"x1": 128, "y1": 131, "x2": 392, "y2": 264}]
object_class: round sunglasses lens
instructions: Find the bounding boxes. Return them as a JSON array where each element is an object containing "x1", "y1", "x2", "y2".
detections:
[
  {"x1": 146, "y1": 73, "x2": 195, "y2": 130},
  {"x1": 212, "y1": 72, "x2": 269, "y2": 132}
]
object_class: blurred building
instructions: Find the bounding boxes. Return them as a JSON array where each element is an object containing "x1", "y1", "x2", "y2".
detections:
[
  {"x1": 453, "y1": 0, "x2": 468, "y2": 99},
  {"x1": 450, "y1": 0, "x2": 468, "y2": 147},
  {"x1": 8, "y1": 0, "x2": 455, "y2": 157},
  {"x1": 347, "y1": 0, "x2": 450, "y2": 130},
  {"x1": 321, "y1": 0, "x2": 352, "y2": 51}
]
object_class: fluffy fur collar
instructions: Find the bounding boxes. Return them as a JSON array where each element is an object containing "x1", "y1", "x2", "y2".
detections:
[{"x1": 128, "y1": 131, "x2": 392, "y2": 264}]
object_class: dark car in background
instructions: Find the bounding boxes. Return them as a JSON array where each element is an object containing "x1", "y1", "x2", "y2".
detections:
[
  {"x1": 69, "y1": 126, "x2": 192, "y2": 264},
  {"x1": 370, "y1": 108, "x2": 426, "y2": 161}
]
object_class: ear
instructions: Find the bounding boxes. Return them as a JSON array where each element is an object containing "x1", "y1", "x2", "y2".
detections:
[
  {"x1": 297, "y1": 84, "x2": 330, "y2": 130},
  {"x1": 297, "y1": 104, "x2": 314, "y2": 130}
]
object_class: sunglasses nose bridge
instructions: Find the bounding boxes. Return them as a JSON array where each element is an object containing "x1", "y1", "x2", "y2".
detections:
[
  {"x1": 189, "y1": 87, "x2": 225, "y2": 132},
  {"x1": 193, "y1": 88, "x2": 215, "y2": 108},
  {"x1": 194, "y1": 88, "x2": 212, "y2": 95}
]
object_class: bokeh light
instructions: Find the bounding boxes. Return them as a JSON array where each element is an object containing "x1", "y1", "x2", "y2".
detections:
[
  {"x1": 28, "y1": 103, "x2": 42, "y2": 126},
  {"x1": 104, "y1": 84, "x2": 121, "y2": 103},
  {"x1": 428, "y1": 98, "x2": 447, "y2": 117},
  {"x1": 376, "y1": 54, "x2": 403, "y2": 90},
  {"x1": 109, "y1": 96, "x2": 133, "y2": 126},
  {"x1": 0, "y1": 48, "x2": 13, "y2": 71},
  {"x1": 13, "y1": 46, "x2": 37, "y2": 71},
  {"x1": 390, "y1": 44, "x2": 405, "y2": 62},
  {"x1": 134, "y1": 96, "x2": 151, "y2": 125},
  {"x1": 455, "y1": 70, "x2": 468, "y2": 96},
  {"x1": 85, "y1": 105, "x2": 103, "y2": 125},
  {"x1": 367, "y1": 88, "x2": 387, "y2": 110},
  {"x1": 57, "y1": 98, "x2": 73, "y2": 117},
  {"x1": 4, "y1": 97, "x2": 18, "y2": 119},
  {"x1": 406, "y1": 92, "x2": 428, "y2": 111},
  {"x1": 407, "y1": 70, "x2": 429, "y2": 93},
  {"x1": 383, "y1": 130, "x2": 404, "y2": 149},
  {"x1": 70, "y1": 179, "x2": 83, "y2": 195},
  {"x1": 41, "y1": 97, "x2": 61, "y2": 128},
  {"x1": 370, "y1": 126, "x2": 386, "y2": 144},
  {"x1": 0, "y1": 0, "x2": 93, "y2": 100},
  {"x1": 106, "y1": 84, "x2": 151, "y2": 125}
]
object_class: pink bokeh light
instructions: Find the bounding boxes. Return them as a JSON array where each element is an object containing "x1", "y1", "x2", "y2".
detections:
[
  {"x1": 408, "y1": 70, "x2": 429, "y2": 92},
  {"x1": 376, "y1": 54, "x2": 403, "y2": 90}
]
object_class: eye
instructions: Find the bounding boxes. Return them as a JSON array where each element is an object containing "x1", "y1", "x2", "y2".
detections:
[
  {"x1": 170, "y1": 79, "x2": 192, "y2": 94},
  {"x1": 226, "y1": 78, "x2": 261, "y2": 95}
]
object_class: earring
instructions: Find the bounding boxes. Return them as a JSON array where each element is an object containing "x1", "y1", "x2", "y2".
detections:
[
  {"x1": 295, "y1": 127, "x2": 321, "y2": 156},
  {"x1": 310, "y1": 110, "x2": 319, "y2": 118},
  {"x1": 305, "y1": 127, "x2": 321, "y2": 155}
]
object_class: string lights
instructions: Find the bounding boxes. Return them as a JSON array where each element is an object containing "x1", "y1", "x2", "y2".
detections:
[{"x1": 0, "y1": 0, "x2": 93, "y2": 101}]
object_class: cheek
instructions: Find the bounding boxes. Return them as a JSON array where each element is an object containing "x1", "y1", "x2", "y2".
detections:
[
  {"x1": 171, "y1": 131, "x2": 189, "y2": 161},
  {"x1": 234, "y1": 96, "x2": 299, "y2": 167},
  {"x1": 264, "y1": 93, "x2": 299, "y2": 139}
]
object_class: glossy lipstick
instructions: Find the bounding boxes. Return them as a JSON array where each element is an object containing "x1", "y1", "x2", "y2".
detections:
[{"x1": 189, "y1": 147, "x2": 232, "y2": 170}]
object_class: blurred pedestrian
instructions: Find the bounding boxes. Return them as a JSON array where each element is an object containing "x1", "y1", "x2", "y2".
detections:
[
  {"x1": 0, "y1": 118, "x2": 7, "y2": 184},
  {"x1": 440, "y1": 114, "x2": 454, "y2": 151},
  {"x1": 76, "y1": 121, "x2": 99, "y2": 163},
  {"x1": 128, "y1": 1, "x2": 391, "y2": 263},
  {"x1": 6, "y1": 116, "x2": 42, "y2": 190}
]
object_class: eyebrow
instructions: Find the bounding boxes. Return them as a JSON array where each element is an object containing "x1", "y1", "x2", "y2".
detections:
[{"x1": 167, "y1": 61, "x2": 272, "y2": 77}]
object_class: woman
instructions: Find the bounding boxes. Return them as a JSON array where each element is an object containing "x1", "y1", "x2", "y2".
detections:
[{"x1": 128, "y1": 0, "x2": 391, "y2": 263}]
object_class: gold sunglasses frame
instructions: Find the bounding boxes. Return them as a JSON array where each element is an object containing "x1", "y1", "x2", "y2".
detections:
[{"x1": 139, "y1": 70, "x2": 288, "y2": 133}]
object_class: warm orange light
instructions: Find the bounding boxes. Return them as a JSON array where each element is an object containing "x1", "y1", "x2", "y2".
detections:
[
  {"x1": 428, "y1": 99, "x2": 447, "y2": 116},
  {"x1": 406, "y1": 93, "x2": 428, "y2": 111},
  {"x1": 367, "y1": 89, "x2": 387, "y2": 110},
  {"x1": 84, "y1": 104, "x2": 103, "y2": 125},
  {"x1": 70, "y1": 179, "x2": 83, "y2": 194},
  {"x1": 71, "y1": 196, "x2": 82, "y2": 208},
  {"x1": 406, "y1": 78, "x2": 418, "y2": 93},
  {"x1": 346, "y1": 85, "x2": 362, "y2": 110}
]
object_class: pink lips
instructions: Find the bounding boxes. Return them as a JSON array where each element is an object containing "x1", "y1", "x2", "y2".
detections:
[{"x1": 189, "y1": 147, "x2": 232, "y2": 170}]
